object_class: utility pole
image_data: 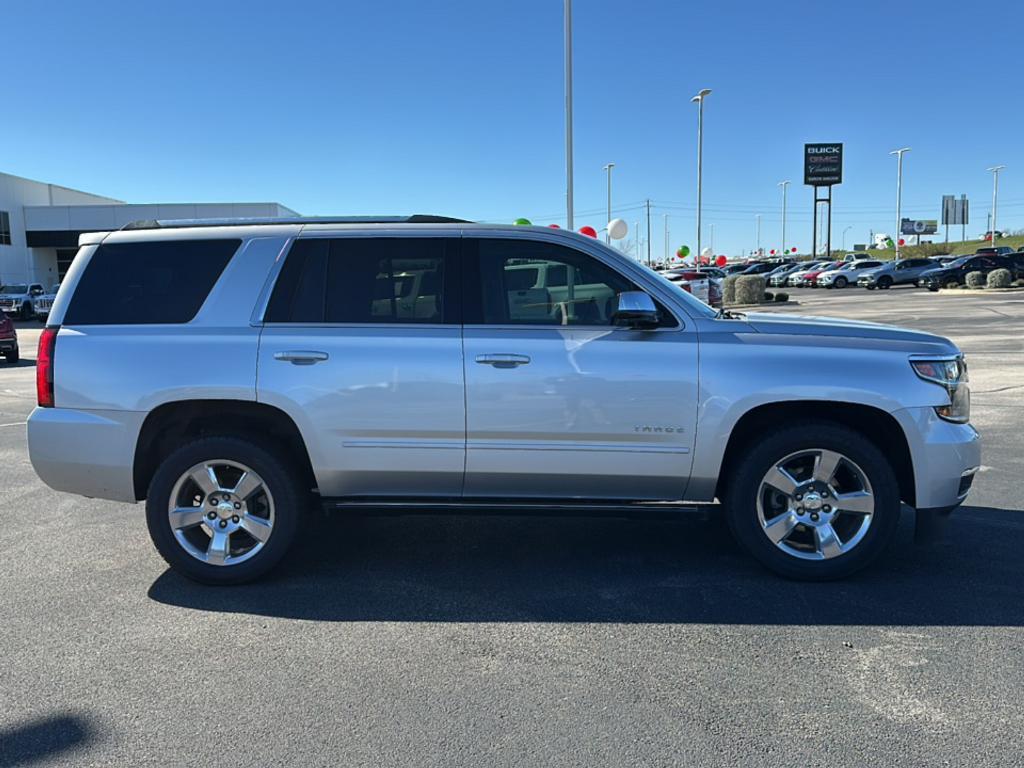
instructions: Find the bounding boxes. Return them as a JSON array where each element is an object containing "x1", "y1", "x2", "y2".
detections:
[
  {"x1": 756, "y1": 213, "x2": 761, "y2": 257},
  {"x1": 603, "y1": 162, "x2": 614, "y2": 243},
  {"x1": 564, "y1": 0, "x2": 574, "y2": 229},
  {"x1": 645, "y1": 199, "x2": 652, "y2": 266},
  {"x1": 890, "y1": 147, "x2": 910, "y2": 258},
  {"x1": 987, "y1": 165, "x2": 1006, "y2": 243},
  {"x1": 634, "y1": 220, "x2": 641, "y2": 261}
]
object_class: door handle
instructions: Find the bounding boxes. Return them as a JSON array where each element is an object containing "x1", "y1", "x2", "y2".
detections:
[
  {"x1": 274, "y1": 350, "x2": 329, "y2": 365},
  {"x1": 475, "y1": 353, "x2": 531, "y2": 368}
]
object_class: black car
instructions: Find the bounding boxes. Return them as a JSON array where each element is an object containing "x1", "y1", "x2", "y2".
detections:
[
  {"x1": 741, "y1": 260, "x2": 794, "y2": 276},
  {"x1": 919, "y1": 253, "x2": 1023, "y2": 291}
]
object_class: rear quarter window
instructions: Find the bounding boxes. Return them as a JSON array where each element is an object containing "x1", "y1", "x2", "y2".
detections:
[{"x1": 63, "y1": 239, "x2": 240, "y2": 324}]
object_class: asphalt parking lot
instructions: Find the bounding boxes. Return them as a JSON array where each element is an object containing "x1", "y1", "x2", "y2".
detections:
[{"x1": 1, "y1": 288, "x2": 1022, "y2": 767}]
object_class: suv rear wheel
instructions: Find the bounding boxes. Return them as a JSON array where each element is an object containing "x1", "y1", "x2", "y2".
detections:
[
  {"x1": 877, "y1": 275, "x2": 893, "y2": 289},
  {"x1": 724, "y1": 422, "x2": 901, "y2": 580},
  {"x1": 145, "y1": 436, "x2": 304, "y2": 584}
]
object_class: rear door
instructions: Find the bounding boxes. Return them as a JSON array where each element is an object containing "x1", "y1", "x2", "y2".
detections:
[
  {"x1": 257, "y1": 235, "x2": 465, "y2": 497},
  {"x1": 460, "y1": 236, "x2": 698, "y2": 500}
]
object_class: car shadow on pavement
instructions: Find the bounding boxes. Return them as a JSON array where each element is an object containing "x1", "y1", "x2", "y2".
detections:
[
  {"x1": 148, "y1": 505, "x2": 1024, "y2": 626},
  {"x1": 0, "y1": 712, "x2": 96, "y2": 768}
]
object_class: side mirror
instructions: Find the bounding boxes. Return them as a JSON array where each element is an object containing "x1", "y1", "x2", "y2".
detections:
[{"x1": 612, "y1": 291, "x2": 659, "y2": 329}]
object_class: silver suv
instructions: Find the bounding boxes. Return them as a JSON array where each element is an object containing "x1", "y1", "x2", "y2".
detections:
[{"x1": 28, "y1": 218, "x2": 980, "y2": 584}]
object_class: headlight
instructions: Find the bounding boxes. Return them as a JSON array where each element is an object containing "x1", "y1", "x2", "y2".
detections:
[{"x1": 911, "y1": 356, "x2": 970, "y2": 423}]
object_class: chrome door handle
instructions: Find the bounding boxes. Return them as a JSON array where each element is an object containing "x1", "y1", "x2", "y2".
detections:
[
  {"x1": 475, "y1": 353, "x2": 531, "y2": 368},
  {"x1": 274, "y1": 350, "x2": 329, "y2": 365}
]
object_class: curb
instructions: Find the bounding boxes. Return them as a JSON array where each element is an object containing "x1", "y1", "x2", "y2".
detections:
[{"x1": 936, "y1": 288, "x2": 1024, "y2": 295}]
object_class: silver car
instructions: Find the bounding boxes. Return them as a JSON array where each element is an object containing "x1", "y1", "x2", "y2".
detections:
[{"x1": 28, "y1": 218, "x2": 980, "y2": 584}]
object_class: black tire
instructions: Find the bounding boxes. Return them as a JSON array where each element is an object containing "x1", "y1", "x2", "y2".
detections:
[
  {"x1": 877, "y1": 276, "x2": 893, "y2": 289},
  {"x1": 20, "y1": 302, "x2": 32, "y2": 320},
  {"x1": 723, "y1": 421, "x2": 901, "y2": 580},
  {"x1": 5, "y1": 348, "x2": 18, "y2": 364},
  {"x1": 146, "y1": 436, "x2": 305, "y2": 585},
  {"x1": 865, "y1": 285, "x2": 875, "y2": 291},
  {"x1": 834, "y1": 276, "x2": 848, "y2": 288}
]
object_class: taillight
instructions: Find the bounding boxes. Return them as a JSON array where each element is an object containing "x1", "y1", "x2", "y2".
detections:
[{"x1": 37, "y1": 326, "x2": 57, "y2": 407}]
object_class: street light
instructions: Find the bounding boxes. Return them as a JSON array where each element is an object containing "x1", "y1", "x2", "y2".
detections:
[
  {"x1": 691, "y1": 88, "x2": 712, "y2": 263},
  {"x1": 842, "y1": 225, "x2": 852, "y2": 250},
  {"x1": 603, "y1": 163, "x2": 615, "y2": 243},
  {"x1": 987, "y1": 165, "x2": 1006, "y2": 243},
  {"x1": 756, "y1": 214, "x2": 761, "y2": 257},
  {"x1": 778, "y1": 180, "x2": 791, "y2": 255},
  {"x1": 890, "y1": 147, "x2": 910, "y2": 258},
  {"x1": 564, "y1": 0, "x2": 574, "y2": 229}
]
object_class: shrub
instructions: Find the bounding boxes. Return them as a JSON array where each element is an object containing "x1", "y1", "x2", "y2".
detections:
[
  {"x1": 723, "y1": 275, "x2": 739, "y2": 304},
  {"x1": 764, "y1": 291, "x2": 775, "y2": 302},
  {"x1": 965, "y1": 271, "x2": 986, "y2": 288},
  {"x1": 735, "y1": 275, "x2": 767, "y2": 304},
  {"x1": 1014, "y1": 279, "x2": 1024, "y2": 288},
  {"x1": 774, "y1": 292, "x2": 789, "y2": 302},
  {"x1": 987, "y1": 268, "x2": 1012, "y2": 288}
]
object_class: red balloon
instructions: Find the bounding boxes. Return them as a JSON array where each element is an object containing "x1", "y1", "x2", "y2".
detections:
[
  {"x1": 791, "y1": 247, "x2": 798, "y2": 253},
  {"x1": 716, "y1": 255, "x2": 727, "y2": 267},
  {"x1": 770, "y1": 249, "x2": 776, "y2": 255},
  {"x1": 579, "y1": 226, "x2": 598, "y2": 238},
  {"x1": 898, "y1": 238, "x2": 905, "y2": 246},
  {"x1": 547, "y1": 224, "x2": 561, "y2": 228}
]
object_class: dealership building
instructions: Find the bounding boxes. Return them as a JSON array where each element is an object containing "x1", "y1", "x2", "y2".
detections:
[{"x1": 0, "y1": 170, "x2": 298, "y2": 285}]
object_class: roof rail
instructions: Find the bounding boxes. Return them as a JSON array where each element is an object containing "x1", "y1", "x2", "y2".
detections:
[{"x1": 120, "y1": 214, "x2": 472, "y2": 231}]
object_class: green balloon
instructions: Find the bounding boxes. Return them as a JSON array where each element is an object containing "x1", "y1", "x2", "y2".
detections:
[
  {"x1": 513, "y1": 218, "x2": 532, "y2": 226},
  {"x1": 678, "y1": 245, "x2": 691, "y2": 257}
]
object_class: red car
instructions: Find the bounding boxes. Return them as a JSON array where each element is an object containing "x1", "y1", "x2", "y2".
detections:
[
  {"x1": 0, "y1": 313, "x2": 19, "y2": 363},
  {"x1": 802, "y1": 261, "x2": 845, "y2": 287}
]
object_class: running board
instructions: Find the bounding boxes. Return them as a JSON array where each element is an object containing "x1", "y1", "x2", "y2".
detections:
[{"x1": 320, "y1": 498, "x2": 712, "y2": 519}]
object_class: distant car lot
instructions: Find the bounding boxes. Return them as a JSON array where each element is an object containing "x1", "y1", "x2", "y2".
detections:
[{"x1": 1, "y1": 291, "x2": 1023, "y2": 766}]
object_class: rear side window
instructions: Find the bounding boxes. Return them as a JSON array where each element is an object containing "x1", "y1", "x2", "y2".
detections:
[
  {"x1": 265, "y1": 238, "x2": 457, "y2": 324},
  {"x1": 63, "y1": 239, "x2": 240, "y2": 325}
]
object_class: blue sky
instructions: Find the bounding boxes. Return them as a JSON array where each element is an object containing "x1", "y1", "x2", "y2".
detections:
[{"x1": 2, "y1": 0, "x2": 1021, "y2": 256}]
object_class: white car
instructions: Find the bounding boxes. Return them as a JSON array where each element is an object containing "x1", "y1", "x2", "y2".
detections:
[
  {"x1": 0, "y1": 283, "x2": 45, "y2": 319},
  {"x1": 817, "y1": 261, "x2": 884, "y2": 289},
  {"x1": 786, "y1": 263, "x2": 827, "y2": 287}
]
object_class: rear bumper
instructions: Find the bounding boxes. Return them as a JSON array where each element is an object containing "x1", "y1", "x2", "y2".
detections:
[
  {"x1": 0, "y1": 337, "x2": 17, "y2": 353},
  {"x1": 27, "y1": 406, "x2": 144, "y2": 503}
]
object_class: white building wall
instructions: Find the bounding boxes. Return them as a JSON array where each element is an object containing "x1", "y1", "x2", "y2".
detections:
[{"x1": 0, "y1": 172, "x2": 120, "y2": 284}]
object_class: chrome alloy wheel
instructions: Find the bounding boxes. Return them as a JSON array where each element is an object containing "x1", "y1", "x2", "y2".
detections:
[
  {"x1": 756, "y1": 449, "x2": 874, "y2": 561},
  {"x1": 167, "y1": 460, "x2": 275, "y2": 566}
]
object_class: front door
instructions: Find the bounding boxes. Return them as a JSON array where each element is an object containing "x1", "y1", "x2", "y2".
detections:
[
  {"x1": 461, "y1": 236, "x2": 698, "y2": 500},
  {"x1": 257, "y1": 235, "x2": 465, "y2": 497}
]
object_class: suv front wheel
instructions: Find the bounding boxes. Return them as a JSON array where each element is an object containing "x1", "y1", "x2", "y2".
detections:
[
  {"x1": 724, "y1": 422, "x2": 901, "y2": 580},
  {"x1": 146, "y1": 436, "x2": 304, "y2": 584}
]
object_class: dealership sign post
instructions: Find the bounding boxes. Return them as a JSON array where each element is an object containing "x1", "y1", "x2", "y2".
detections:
[
  {"x1": 900, "y1": 218, "x2": 938, "y2": 245},
  {"x1": 941, "y1": 194, "x2": 969, "y2": 243},
  {"x1": 804, "y1": 143, "x2": 843, "y2": 258}
]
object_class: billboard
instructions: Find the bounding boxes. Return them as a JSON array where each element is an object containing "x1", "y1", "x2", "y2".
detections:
[
  {"x1": 804, "y1": 143, "x2": 843, "y2": 186},
  {"x1": 942, "y1": 195, "x2": 969, "y2": 226},
  {"x1": 901, "y1": 219, "x2": 938, "y2": 236}
]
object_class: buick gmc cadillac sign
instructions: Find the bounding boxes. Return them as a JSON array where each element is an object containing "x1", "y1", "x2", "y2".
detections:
[{"x1": 804, "y1": 143, "x2": 843, "y2": 186}]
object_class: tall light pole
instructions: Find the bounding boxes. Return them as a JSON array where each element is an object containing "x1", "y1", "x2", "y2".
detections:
[
  {"x1": 756, "y1": 214, "x2": 761, "y2": 257},
  {"x1": 691, "y1": 88, "x2": 712, "y2": 263},
  {"x1": 564, "y1": 0, "x2": 574, "y2": 229},
  {"x1": 842, "y1": 225, "x2": 852, "y2": 250},
  {"x1": 987, "y1": 165, "x2": 1006, "y2": 243},
  {"x1": 663, "y1": 214, "x2": 671, "y2": 264},
  {"x1": 778, "y1": 180, "x2": 791, "y2": 256},
  {"x1": 890, "y1": 147, "x2": 910, "y2": 258},
  {"x1": 602, "y1": 162, "x2": 614, "y2": 242}
]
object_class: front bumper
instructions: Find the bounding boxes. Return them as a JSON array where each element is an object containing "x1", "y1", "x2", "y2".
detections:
[
  {"x1": 0, "y1": 337, "x2": 17, "y2": 353},
  {"x1": 892, "y1": 405, "x2": 981, "y2": 511}
]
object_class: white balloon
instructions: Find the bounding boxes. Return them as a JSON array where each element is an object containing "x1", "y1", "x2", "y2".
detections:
[
  {"x1": 607, "y1": 218, "x2": 628, "y2": 240},
  {"x1": 701, "y1": 247, "x2": 713, "y2": 257}
]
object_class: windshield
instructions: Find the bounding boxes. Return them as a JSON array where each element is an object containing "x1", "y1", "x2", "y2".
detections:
[
  {"x1": 946, "y1": 256, "x2": 971, "y2": 268},
  {"x1": 634, "y1": 262, "x2": 717, "y2": 318},
  {"x1": 0, "y1": 285, "x2": 28, "y2": 294}
]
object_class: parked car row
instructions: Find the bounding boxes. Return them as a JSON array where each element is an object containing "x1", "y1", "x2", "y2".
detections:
[{"x1": 0, "y1": 282, "x2": 60, "y2": 321}]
